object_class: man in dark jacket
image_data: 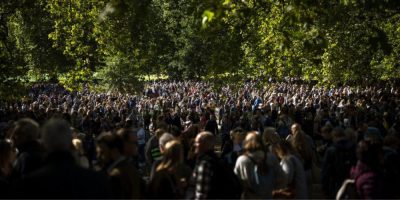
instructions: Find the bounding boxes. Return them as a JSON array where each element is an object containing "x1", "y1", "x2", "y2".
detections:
[
  {"x1": 187, "y1": 131, "x2": 240, "y2": 199},
  {"x1": 321, "y1": 127, "x2": 357, "y2": 199},
  {"x1": 13, "y1": 118, "x2": 111, "y2": 199},
  {"x1": 97, "y1": 132, "x2": 143, "y2": 199},
  {"x1": 205, "y1": 115, "x2": 219, "y2": 136},
  {"x1": 10, "y1": 118, "x2": 43, "y2": 179},
  {"x1": 187, "y1": 131, "x2": 217, "y2": 199}
]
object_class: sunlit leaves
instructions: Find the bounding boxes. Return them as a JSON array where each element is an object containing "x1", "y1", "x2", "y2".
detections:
[{"x1": 1, "y1": 0, "x2": 400, "y2": 99}]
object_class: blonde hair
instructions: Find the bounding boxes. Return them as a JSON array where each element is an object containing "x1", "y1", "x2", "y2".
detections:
[
  {"x1": 156, "y1": 140, "x2": 183, "y2": 172},
  {"x1": 243, "y1": 132, "x2": 269, "y2": 174},
  {"x1": 72, "y1": 139, "x2": 84, "y2": 155},
  {"x1": 243, "y1": 132, "x2": 263, "y2": 153}
]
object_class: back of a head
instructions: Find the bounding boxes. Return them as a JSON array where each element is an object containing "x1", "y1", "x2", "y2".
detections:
[
  {"x1": 291, "y1": 129, "x2": 307, "y2": 145},
  {"x1": 169, "y1": 125, "x2": 181, "y2": 137},
  {"x1": 157, "y1": 140, "x2": 183, "y2": 172},
  {"x1": 42, "y1": 118, "x2": 72, "y2": 152},
  {"x1": 331, "y1": 127, "x2": 346, "y2": 141},
  {"x1": 244, "y1": 132, "x2": 263, "y2": 153},
  {"x1": 159, "y1": 133, "x2": 175, "y2": 148},
  {"x1": 321, "y1": 124, "x2": 333, "y2": 135},
  {"x1": 97, "y1": 132, "x2": 124, "y2": 154},
  {"x1": 263, "y1": 127, "x2": 276, "y2": 137},
  {"x1": 72, "y1": 139, "x2": 84, "y2": 155},
  {"x1": 116, "y1": 128, "x2": 137, "y2": 141},
  {"x1": 155, "y1": 128, "x2": 165, "y2": 138},
  {"x1": 198, "y1": 131, "x2": 215, "y2": 151},
  {"x1": 272, "y1": 140, "x2": 294, "y2": 157},
  {"x1": 12, "y1": 118, "x2": 40, "y2": 145},
  {"x1": 357, "y1": 140, "x2": 383, "y2": 168},
  {"x1": 291, "y1": 123, "x2": 302, "y2": 134},
  {"x1": 344, "y1": 127, "x2": 357, "y2": 143},
  {"x1": 263, "y1": 127, "x2": 281, "y2": 145},
  {"x1": 164, "y1": 140, "x2": 183, "y2": 160}
]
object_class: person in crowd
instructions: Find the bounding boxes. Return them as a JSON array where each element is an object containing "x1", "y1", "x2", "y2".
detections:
[
  {"x1": 147, "y1": 140, "x2": 191, "y2": 198},
  {"x1": 221, "y1": 128, "x2": 245, "y2": 169},
  {"x1": 1, "y1": 79, "x2": 400, "y2": 199},
  {"x1": 276, "y1": 108, "x2": 292, "y2": 138},
  {"x1": 10, "y1": 118, "x2": 43, "y2": 179},
  {"x1": 145, "y1": 128, "x2": 164, "y2": 166},
  {"x1": 116, "y1": 128, "x2": 139, "y2": 168},
  {"x1": 220, "y1": 114, "x2": 232, "y2": 150},
  {"x1": 96, "y1": 132, "x2": 142, "y2": 199},
  {"x1": 272, "y1": 140, "x2": 308, "y2": 199},
  {"x1": 350, "y1": 139, "x2": 384, "y2": 199},
  {"x1": 234, "y1": 132, "x2": 283, "y2": 199},
  {"x1": 316, "y1": 124, "x2": 333, "y2": 158},
  {"x1": 72, "y1": 138, "x2": 89, "y2": 168},
  {"x1": 0, "y1": 140, "x2": 16, "y2": 198},
  {"x1": 321, "y1": 127, "x2": 357, "y2": 199},
  {"x1": 381, "y1": 134, "x2": 400, "y2": 199},
  {"x1": 262, "y1": 127, "x2": 281, "y2": 150},
  {"x1": 204, "y1": 114, "x2": 219, "y2": 136},
  {"x1": 187, "y1": 131, "x2": 221, "y2": 199},
  {"x1": 287, "y1": 123, "x2": 315, "y2": 196},
  {"x1": 137, "y1": 121, "x2": 147, "y2": 165},
  {"x1": 14, "y1": 118, "x2": 111, "y2": 198},
  {"x1": 149, "y1": 132, "x2": 175, "y2": 180},
  {"x1": 181, "y1": 123, "x2": 200, "y2": 168}
]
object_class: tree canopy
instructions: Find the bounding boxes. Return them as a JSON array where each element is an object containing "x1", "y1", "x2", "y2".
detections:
[{"x1": 1, "y1": 0, "x2": 399, "y2": 99}]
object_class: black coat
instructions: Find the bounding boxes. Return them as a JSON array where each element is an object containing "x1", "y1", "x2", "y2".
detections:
[
  {"x1": 13, "y1": 151, "x2": 111, "y2": 199},
  {"x1": 12, "y1": 140, "x2": 44, "y2": 179}
]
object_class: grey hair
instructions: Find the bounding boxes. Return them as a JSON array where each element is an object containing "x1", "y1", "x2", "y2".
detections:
[
  {"x1": 159, "y1": 133, "x2": 175, "y2": 148},
  {"x1": 42, "y1": 118, "x2": 72, "y2": 152}
]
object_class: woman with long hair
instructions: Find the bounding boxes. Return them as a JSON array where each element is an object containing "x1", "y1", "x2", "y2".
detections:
[
  {"x1": 234, "y1": 132, "x2": 283, "y2": 199},
  {"x1": 288, "y1": 123, "x2": 315, "y2": 196},
  {"x1": 289, "y1": 123, "x2": 313, "y2": 151},
  {"x1": 272, "y1": 140, "x2": 308, "y2": 199},
  {"x1": 147, "y1": 140, "x2": 191, "y2": 198},
  {"x1": 263, "y1": 127, "x2": 281, "y2": 150}
]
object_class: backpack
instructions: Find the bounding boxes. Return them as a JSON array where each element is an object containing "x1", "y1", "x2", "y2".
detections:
[
  {"x1": 146, "y1": 169, "x2": 180, "y2": 199},
  {"x1": 213, "y1": 159, "x2": 243, "y2": 199}
]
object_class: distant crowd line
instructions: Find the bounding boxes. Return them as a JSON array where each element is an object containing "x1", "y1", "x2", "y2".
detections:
[{"x1": 0, "y1": 79, "x2": 399, "y2": 199}]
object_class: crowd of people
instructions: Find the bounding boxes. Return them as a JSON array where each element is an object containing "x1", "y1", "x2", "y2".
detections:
[{"x1": 0, "y1": 79, "x2": 399, "y2": 199}]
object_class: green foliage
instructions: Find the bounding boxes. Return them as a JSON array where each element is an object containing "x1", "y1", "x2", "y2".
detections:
[
  {"x1": 203, "y1": 0, "x2": 400, "y2": 84},
  {"x1": 1, "y1": 0, "x2": 400, "y2": 98}
]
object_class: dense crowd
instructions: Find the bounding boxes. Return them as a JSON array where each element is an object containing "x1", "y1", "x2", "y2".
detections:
[{"x1": 0, "y1": 79, "x2": 399, "y2": 199}]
